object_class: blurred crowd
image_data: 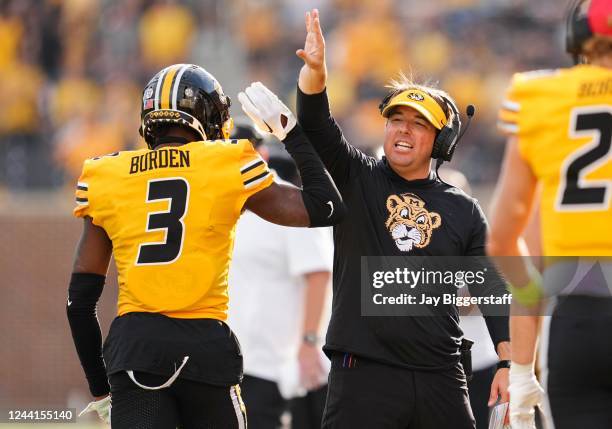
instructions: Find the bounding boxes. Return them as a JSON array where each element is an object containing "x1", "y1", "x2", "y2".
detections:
[{"x1": 0, "y1": 0, "x2": 571, "y2": 191}]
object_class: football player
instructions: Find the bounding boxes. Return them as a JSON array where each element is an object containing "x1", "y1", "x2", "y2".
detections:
[
  {"x1": 66, "y1": 65, "x2": 345, "y2": 428},
  {"x1": 488, "y1": 1, "x2": 612, "y2": 428}
]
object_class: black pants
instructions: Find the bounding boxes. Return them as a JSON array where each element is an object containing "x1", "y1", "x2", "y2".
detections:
[
  {"x1": 546, "y1": 296, "x2": 612, "y2": 429},
  {"x1": 290, "y1": 385, "x2": 327, "y2": 429},
  {"x1": 240, "y1": 375, "x2": 285, "y2": 428},
  {"x1": 467, "y1": 365, "x2": 496, "y2": 429},
  {"x1": 322, "y1": 353, "x2": 475, "y2": 429},
  {"x1": 109, "y1": 371, "x2": 247, "y2": 429},
  {"x1": 240, "y1": 374, "x2": 327, "y2": 429}
]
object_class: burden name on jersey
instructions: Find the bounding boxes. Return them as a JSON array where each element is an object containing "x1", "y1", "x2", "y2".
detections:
[
  {"x1": 130, "y1": 149, "x2": 191, "y2": 174},
  {"x1": 578, "y1": 76, "x2": 612, "y2": 97}
]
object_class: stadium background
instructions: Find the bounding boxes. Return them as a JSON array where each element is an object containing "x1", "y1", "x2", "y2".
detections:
[{"x1": 0, "y1": 0, "x2": 567, "y2": 426}]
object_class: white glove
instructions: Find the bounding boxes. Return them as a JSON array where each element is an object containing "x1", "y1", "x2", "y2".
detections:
[
  {"x1": 79, "y1": 395, "x2": 111, "y2": 424},
  {"x1": 509, "y1": 362, "x2": 544, "y2": 429},
  {"x1": 237, "y1": 82, "x2": 297, "y2": 141}
]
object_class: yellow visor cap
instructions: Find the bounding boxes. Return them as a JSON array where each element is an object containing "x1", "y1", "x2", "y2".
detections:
[{"x1": 381, "y1": 89, "x2": 448, "y2": 130}]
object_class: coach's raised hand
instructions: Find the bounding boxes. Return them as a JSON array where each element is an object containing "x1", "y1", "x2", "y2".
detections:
[{"x1": 296, "y1": 8, "x2": 327, "y2": 94}]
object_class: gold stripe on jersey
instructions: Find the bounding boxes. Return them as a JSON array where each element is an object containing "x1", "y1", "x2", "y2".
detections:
[
  {"x1": 240, "y1": 158, "x2": 270, "y2": 189},
  {"x1": 239, "y1": 142, "x2": 272, "y2": 189},
  {"x1": 498, "y1": 96, "x2": 522, "y2": 135},
  {"x1": 240, "y1": 158, "x2": 265, "y2": 174},
  {"x1": 244, "y1": 171, "x2": 271, "y2": 189},
  {"x1": 160, "y1": 65, "x2": 180, "y2": 109},
  {"x1": 499, "y1": 108, "x2": 519, "y2": 121},
  {"x1": 497, "y1": 120, "x2": 518, "y2": 135},
  {"x1": 498, "y1": 106, "x2": 519, "y2": 134},
  {"x1": 501, "y1": 99, "x2": 520, "y2": 112},
  {"x1": 74, "y1": 167, "x2": 94, "y2": 217},
  {"x1": 74, "y1": 181, "x2": 90, "y2": 214}
]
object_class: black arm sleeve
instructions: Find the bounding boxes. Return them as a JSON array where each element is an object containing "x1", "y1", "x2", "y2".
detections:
[
  {"x1": 66, "y1": 272, "x2": 110, "y2": 397},
  {"x1": 465, "y1": 200, "x2": 510, "y2": 349},
  {"x1": 483, "y1": 316, "x2": 509, "y2": 352},
  {"x1": 283, "y1": 125, "x2": 346, "y2": 227},
  {"x1": 296, "y1": 86, "x2": 372, "y2": 187}
]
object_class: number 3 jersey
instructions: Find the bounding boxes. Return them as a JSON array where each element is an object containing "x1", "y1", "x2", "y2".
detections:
[
  {"x1": 73, "y1": 139, "x2": 273, "y2": 320},
  {"x1": 498, "y1": 64, "x2": 612, "y2": 256}
]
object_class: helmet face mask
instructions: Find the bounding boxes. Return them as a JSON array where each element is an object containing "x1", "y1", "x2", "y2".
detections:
[{"x1": 140, "y1": 64, "x2": 232, "y2": 148}]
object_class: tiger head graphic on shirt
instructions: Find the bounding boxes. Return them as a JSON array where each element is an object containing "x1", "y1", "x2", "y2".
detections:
[{"x1": 385, "y1": 193, "x2": 441, "y2": 252}]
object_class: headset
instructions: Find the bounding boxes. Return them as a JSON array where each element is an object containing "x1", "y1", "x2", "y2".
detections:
[
  {"x1": 431, "y1": 95, "x2": 462, "y2": 161},
  {"x1": 378, "y1": 89, "x2": 474, "y2": 162}
]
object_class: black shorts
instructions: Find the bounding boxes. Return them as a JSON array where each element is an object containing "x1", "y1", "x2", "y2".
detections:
[
  {"x1": 544, "y1": 296, "x2": 612, "y2": 429},
  {"x1": 322, "y1": 353, "x2": 475, "y2": 429},
  {"x1": 103, "y1": 312, "x2": 243, "y2": 386},
  {"x1": 110, "y1": 371, "x2": 246, "y2": 429}
]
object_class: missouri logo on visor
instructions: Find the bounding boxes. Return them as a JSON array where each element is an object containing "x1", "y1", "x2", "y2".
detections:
[
  {"x1": 381, "y1": 89, "x2": 448, "y2": 130},
  {"x1": 408, "y1": 92, "x2": 425, "y2": 101}
]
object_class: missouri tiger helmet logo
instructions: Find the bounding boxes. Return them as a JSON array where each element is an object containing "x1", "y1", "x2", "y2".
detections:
[{"x1": 385, "y1": 193, "x2": 441, "y2": 252}]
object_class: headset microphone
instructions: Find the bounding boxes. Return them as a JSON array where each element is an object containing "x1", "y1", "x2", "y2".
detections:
[
  {"x1": 466, "y1": 104, "x2": 475, "y2": 117},
  {"x1": 457, "y1": 104, "x2": 475, "y2": 142}
]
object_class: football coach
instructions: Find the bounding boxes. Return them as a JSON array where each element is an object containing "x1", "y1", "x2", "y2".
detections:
[{"x1": 290, "y1": 9, "x2": 511, "y2": 429}]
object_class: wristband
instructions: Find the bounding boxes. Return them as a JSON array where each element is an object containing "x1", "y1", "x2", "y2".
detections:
[
  {"x1": 303, "y1": 333, "x2": 320, "y2": 345},
  {"x1": 496, "y1": 360, "x2": 511, "y2": 370},
  {"x1": 509, "y1": 261, "x2": 543, "y2": 307},
  {"x1": 509, "y1": 279, "x2": 542, "y2": 307}
]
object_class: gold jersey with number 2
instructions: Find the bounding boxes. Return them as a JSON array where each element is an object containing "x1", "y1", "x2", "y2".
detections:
[
  {"x1": 499, "y1": 64, "x2": 612, "y2": 256},
  {"x1": 73, "y1": 139, "x2": 273, "y2": 319}
]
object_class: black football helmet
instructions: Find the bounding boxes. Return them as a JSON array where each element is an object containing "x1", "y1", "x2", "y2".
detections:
[
  {"x1": 139, "y1": 64, "x2": 232, "y2": 148},
  {"x1": 566, "y1": 0, "x2": 612, "y2": 62}
]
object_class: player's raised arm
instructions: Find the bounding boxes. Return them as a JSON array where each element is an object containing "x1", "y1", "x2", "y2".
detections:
[{"x1": 239, "y1": 82, "x2": 345, "y2": 227}]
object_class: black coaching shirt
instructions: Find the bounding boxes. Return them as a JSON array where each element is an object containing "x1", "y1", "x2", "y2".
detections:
[{"x1": 297, "y1": 88, "x2": 509, "y2": 371}]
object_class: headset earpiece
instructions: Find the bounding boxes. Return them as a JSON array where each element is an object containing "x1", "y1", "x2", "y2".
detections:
[{"x1": 431, "y1": 96, "x2": 461, "y2": 161}]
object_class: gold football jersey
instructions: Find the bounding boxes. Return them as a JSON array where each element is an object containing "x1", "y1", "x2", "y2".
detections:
[
  {"x1": 74, "y1": 139, "x2": 274, "y2": 319},
  {"x1": 498, "y1": 64, "x2": 612, "y2": 256}
]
